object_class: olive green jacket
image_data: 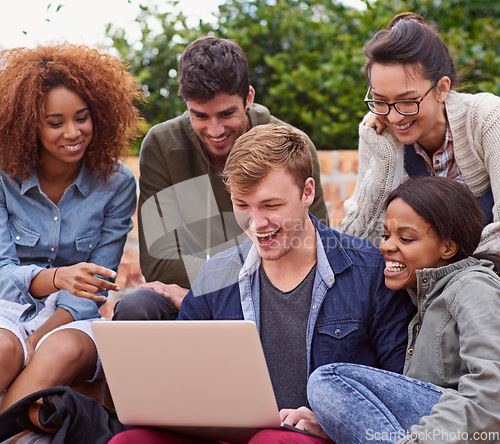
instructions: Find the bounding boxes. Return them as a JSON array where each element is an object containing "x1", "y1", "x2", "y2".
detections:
[
  {"x1": 138, "y1": 103, "x2": 328, "y2": 288},
  {"x1": 398, "y1": 258, "x2": 500, "y2": 443}
]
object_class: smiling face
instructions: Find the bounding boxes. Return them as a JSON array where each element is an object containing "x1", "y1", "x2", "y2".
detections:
[
  {"x1": 369, "y1": 63, "x2": 450, "y2": 152},
  {"x1": 186, "y1": 88, "x2": 254, "y2": 169},
  {"x1": 231, "y1": 168, "x2": 316, "y2": 264},
  {"x1": 380, "y1": 198, "x2": 457, "y2": 290},
  {"x1": 38, "y1": 86, "x2": 93, "y2": 168}
]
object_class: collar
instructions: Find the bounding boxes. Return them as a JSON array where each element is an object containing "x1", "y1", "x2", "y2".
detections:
[
  {"x1": 239, "y1": 214, "x2": 348, "y2": 289},
  {"x1": 20, "y1": 163, "x2": 94, "y2": 197},
  {"x1": 410, "y1": 257, "x2": 494, "y2": 305}
]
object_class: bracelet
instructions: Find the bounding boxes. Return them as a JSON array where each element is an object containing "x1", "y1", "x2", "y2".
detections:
[{"x1": 53, "y1": 267, "x2": 61, "y2": 291}]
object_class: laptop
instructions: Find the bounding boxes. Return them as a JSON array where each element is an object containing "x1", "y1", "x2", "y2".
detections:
[{"x1": 92, "y1": 320, "x2": 313, "y2": 442}]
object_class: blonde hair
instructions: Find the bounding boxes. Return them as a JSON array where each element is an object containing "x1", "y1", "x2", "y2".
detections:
[{"x1": 223, "y1": 124, "x2": 313, "y2": 196}]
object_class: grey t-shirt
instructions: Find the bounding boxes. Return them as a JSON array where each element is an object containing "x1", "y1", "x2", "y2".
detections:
[{"x1": 259, "y1": 264, "x2": 316, "y2": 410}]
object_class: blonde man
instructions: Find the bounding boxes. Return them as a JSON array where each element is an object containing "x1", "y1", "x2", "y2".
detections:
[{"x1": 109, "y1": 124, "x2": 415, "y2": 443}]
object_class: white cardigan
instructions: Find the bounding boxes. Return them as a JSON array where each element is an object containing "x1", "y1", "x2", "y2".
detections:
[{"x1": 341, "y1": 90, "x2": 500, "y2": 260}]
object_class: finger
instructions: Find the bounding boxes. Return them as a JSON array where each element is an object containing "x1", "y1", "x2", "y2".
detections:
[
  {"x1": 279, "y1": 408, "x2": 293, "y2": 422},
  {"x1": 76, "y1": 271, "x2": 118, "y2": 291},
  {"x1": 72, "y1": 290, "x2": 108, "y2": 302},
  {"x1": 295, "y1": 419, "x2": 309, "y2": 430},
  {"x1": 281, "y1": 413, "x2": 299, "y2": 426},
  {"x1": 154, "y1": 287, "x2": 168, "y2": 298},
  {"x1": 88, "y1": 265, "x2": 117, "y2": 280},
  {"x1": 91, "y1": 276, "x2": 120, "y2": 292},
  {"x1": 138, "y1": 282, "x2": 157, "y2": 290}
]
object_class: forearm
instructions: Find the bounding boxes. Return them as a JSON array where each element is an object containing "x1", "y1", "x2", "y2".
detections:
[
  {"x1": 29, "y1": 267, "x2": 59, "y2": 297},
  {"x1": 341, "y1": 123, "x2": 406, "y2": 242}
]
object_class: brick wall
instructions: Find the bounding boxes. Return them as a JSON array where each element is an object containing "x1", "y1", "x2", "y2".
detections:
[
  {"x1": 318, "y1": 150, "x2": 358, "y2": 228},
  {"x1": 99, "y1": 151, "x2": 360, "y2": 318}
]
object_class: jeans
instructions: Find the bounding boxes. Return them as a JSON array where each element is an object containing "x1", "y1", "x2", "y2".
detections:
[
  {"x1": 307, "y1": 363, "x2": 442, "y2": 444},
  {"x1": 112, "y1": 288, "x2": 179, "y2": 320}
]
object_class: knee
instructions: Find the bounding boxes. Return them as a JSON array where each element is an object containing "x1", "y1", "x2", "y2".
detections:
[
  {"x1": 112, "y1": 289, "x2": 178, "y2": 320},
  {"x1": 307, "y1": 366, "x2": 329, "y2": 410},
  {"x1": 113, "y1": 289, "x2": 152, "y2": 320},
  {"x1": 0, "y1": 332, "x2": 23, "y2": 370},
  {"x1": 307, "y1": 363, "x2": 350, "y2": 411},
  {"x1": 308, "y1": 363, "x2": 340, "y2": 389},
  {"x1": 34, "y1": 331, "x2": 95, "y2": 374}
]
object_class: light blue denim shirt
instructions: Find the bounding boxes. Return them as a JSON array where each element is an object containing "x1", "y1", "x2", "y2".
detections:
[{"x1": 0, "y1": 161, "x2": 136, "y2": 322}]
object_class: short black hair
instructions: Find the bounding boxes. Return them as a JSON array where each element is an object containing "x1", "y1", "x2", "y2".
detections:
[
  {"x1": 178, "y1": 37, "x2": 250, "y2": 104},
  {"x1": 385, "y1": 176, "x2": 483, "y2": 261}
]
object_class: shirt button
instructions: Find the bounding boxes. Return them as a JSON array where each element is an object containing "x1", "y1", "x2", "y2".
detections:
[
  {"x1": 246, "y1": 297, "x2": 251, "y2": 302},
  {"x1": 50, "y1": 247, "x2": 55, "y2": 252},
  {"x1": 408, "y1": 348, "x2": 414, "y2": 355},
  {"x1": 54, "y1": 216, "x2": 58, "y2": 221},
  {"x1": 335, "y1": 328, "x2": 341, "y2": 336},
  {"x1": 327, "y1": 277, "x2": 333, "y2": 282},
  {"x1": 47, "y1": 259, "x2": 52, "y2": 263},
  {"x1": 89, "y1": 244, "x2": 93, "y2": 249},
  {"x1": 312, "y1": 304, "x2": 317, "y2": 310},
  {"x1": 15, "y1": 236, "x2": 20, "y2": 240}
]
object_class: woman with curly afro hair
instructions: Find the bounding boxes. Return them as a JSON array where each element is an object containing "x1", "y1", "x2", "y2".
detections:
[{"x1": 0, "y1": 42, "x2": 144, "y2": 412}]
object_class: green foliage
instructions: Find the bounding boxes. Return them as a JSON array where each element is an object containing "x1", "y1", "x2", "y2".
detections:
[
  {"x1": 106, "y1": 0, "x2": 500, "y2": 151},
  {"x1": 214, "y1": 0, "x2": 369, "y2": 150}
]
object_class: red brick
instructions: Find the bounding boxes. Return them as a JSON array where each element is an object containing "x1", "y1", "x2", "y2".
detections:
[
  {"x1": 321, "y1": 181, "x2": 340, "y2": 203},
  {"x1": 346, "y1": 180, "x2": 357, "y2": 199},
  {"x1": 317, "y1": 151, "x2": 334, "y2": 175},
  {"x1": 337, "y1": 150, "x2": 359, "y2": 174},
  {"x1": 123, "y1": 156, "x2": 140, "y2": 179},
  {"x1": 329, "y1": 201, "x2": 346, "y2": 228}
]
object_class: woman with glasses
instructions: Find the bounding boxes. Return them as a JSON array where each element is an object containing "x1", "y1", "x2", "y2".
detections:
[{"x1": 341, "y1": 12, "x2": 500, "y2": 270}]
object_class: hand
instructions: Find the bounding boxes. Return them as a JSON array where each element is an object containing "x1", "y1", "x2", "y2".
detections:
[
  {"x1": 138, "y1": 281, "x2": 188, "y2": 310},
  {"x1": 280, "y1": 406, "x2": 332, "y2": 441},
  {"x1": 54, "y1": 263, "x2": 119, "y2": 302},
  {"x1": 364, "y1": 113, "x2": 387, "y2": 135}
]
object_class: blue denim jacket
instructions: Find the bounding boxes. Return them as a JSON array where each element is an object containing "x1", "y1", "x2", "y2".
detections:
[
  {"x1": 179, "y1": 215, "x2": 415, "y2": 376},
  {"x1": 0, "y1": 162, "x2": 136, "y2": 322}
]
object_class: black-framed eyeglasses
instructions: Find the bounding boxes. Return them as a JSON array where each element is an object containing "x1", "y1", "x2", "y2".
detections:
[{"x1": 364, "y1": 80, "x2": 439, "y2": 116}]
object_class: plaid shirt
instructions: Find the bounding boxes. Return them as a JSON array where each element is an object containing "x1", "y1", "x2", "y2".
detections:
[{"x1": 413, "y1": 123, "x2": 465, "y2": 184}]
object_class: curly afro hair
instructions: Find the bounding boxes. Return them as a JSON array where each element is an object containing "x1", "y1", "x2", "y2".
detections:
[{"x1": 0, "y1": 43, "x2": 145, "y2": 179}]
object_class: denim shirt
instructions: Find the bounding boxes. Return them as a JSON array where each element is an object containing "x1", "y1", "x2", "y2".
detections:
[
  {"x1": 0, "y1": 162, "x2": 136, "y2": 322},
  {"x1": 180, "y1": 215, "x2": 415, "y2": 376}
]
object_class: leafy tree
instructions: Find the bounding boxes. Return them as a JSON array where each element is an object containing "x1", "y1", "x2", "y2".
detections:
[
  {"x1": 107, "y1": 2, "x2": 213, "y2": 127},
  {"x1": 215, "y1": 0, "x2": 369, "y2": 150},
  {"x1": 106, "y1": 0, "x2": 500, "y2": 152}
]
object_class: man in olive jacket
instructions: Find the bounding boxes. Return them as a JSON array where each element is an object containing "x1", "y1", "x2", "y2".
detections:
[{"x1": 113, "y1": 37, "x2": 328, "y2": 321}]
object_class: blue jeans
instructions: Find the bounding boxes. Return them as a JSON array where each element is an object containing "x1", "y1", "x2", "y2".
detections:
[
  {"x1": 112, "y1": 288, "x2": 179, "y2": 320},
  {"x1": 307, "y1": 363, "x2": 442, "y2": 443}
]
